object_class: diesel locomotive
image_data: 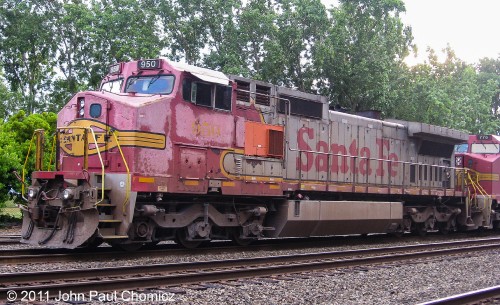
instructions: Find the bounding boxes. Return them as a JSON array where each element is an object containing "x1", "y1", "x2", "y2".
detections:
[{"x1": 19, "y1": 58, "x2": 499, "y2": 249}]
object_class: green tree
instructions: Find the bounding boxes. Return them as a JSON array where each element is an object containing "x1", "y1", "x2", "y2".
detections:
[
  {"x1": 267, "y1": 0, "x2": 329, "y2": 91},
  {"x1": 83, "y1": 0, "x2": 163, "y2": 88},
  {"x1": 156, "y1": 0, "x2": 209, "y2": 64},
  {"x1": 202, "y1": 0, "x2": 246, "y2": 75},
  {"x1": 393, "y1": 47, "x2": 499, "y2": 134},
  {"x1": 48, "y1": 1, "x2": 95, "y2": 109},
  {"x1": 0, "y1": 111, "x2": 57, "y2": 202},
  {"x1": 0, "y1": 71, "x2": 19, "y2": 120},
  {"x1": 319, "y1": 0, "x2": 413, "y2": 112},
  {"x1": 235, "y1": 0, "x2": 280, "y2": 79},
  {"x1": 477, "y1": 57, "x2": 500, "y2": 127},
  {"x1": 0, "y1": 0, "x2": 57, "y2": 114}
]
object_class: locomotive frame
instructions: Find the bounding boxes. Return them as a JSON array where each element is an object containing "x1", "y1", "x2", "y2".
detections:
[{"x1": 19, "y1": 58, "x2": 498, "y2": 249}]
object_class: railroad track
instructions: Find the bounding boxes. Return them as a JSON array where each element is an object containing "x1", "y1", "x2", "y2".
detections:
[
  {"x1": 417, "y1": 285, "x2": 500, "y2": 305},
  {"x1": 0, "y1": 234, "x2": 20, "y2": 245},
  {"x1": 0, "y1": 238, "x2": 499, "y2": 301},
  {"x1": 0, "y1": 233, "x2": 498, "y2": 265}
]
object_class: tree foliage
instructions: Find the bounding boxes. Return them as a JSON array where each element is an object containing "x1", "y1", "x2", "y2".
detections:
[
  {"x1": 0, "y1": 111, "x2": 57, "y2": 202},
  {"x1": 0, "y1": 0, "x2": 57, "y2": 114},
  {"x1": 0, "y1": 0, "x2": 499, "y2": 203},
  {"x1": 0, "y1": 0, "x2": 497, "y2": 130},
  {"x1": 320, "y1": 0, "x2": 413, "y2": 112},
  {"x1": 391, "y1": 47, "x2": 500, "y2": 133}
]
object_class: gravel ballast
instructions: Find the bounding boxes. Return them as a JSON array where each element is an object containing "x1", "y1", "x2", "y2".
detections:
[
  {"x1": 170, "y1": 251, "x2": 499, "y2": 304},
  {"x1": 1, "y1": 227, "x2": 499, "y2": 304}
]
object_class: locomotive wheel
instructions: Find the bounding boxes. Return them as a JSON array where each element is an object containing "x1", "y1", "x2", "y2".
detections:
[
  {"x1": 438, "y1": 222, "x2": 450, "y2": 235},
  {"x1": 116, "y1": 243, "x2": 144, "y2": 252},
  {"x1": 109, "y1": 241, "x2": 144, "y2": 251},
  {"x1": 142, "y1": 240, "x2": 160, "y2": 249},
  {"x1": 79, "y1": 230, "x2": 103, "y2": 248},
  {"x1": 175, "y1": 228, "x2": 202, "y2": 249},
  {"x1": 231, "y1": 229, "x2": 253, "y2": 246},
  {"x1": 414, "y1": 223, "x2": 427, "y2": 237},
  {"x1": 80, "y1": 237, "x2": 103, "y2": 249}
]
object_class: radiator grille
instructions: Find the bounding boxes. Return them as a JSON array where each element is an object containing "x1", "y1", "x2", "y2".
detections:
[{"x1": 268, "y1": 129, "x2": 284, "y2": 157}]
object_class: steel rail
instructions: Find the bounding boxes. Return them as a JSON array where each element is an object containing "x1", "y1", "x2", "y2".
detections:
[
  {"x1": 0, "y1": 234, "x2": 20, "y2": 240},
  {"x1": 416, "y1": 285, "x2": 500, "y2": 305},
  {"x1": 0, "y1": 236, "x2": 499, "y2": 265},
  {"x1": 0, "y1": 241, "x2": 499, "y2": 300}
]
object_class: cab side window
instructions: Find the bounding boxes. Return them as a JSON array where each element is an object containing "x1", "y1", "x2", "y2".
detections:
[
  {"x1": 192, "y1": 82, "x2": 212, "y2": 107},
  {"x1": 183, "y1": 78, "x2": 232, "y2": 111},
  {"x1": 215, "y1": 85, "x2": 232, "y2": 110},
  {"x1": 182, "y1": 79, "x2": 192, "y2": 101}
]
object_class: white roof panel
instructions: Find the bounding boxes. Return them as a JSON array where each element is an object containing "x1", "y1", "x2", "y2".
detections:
[{"x1": 166, "y1": 59, "x2": 229, "y2": 86}]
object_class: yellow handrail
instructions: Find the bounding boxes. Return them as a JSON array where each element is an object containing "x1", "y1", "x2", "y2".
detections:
[
  {"x1": 461, "y1": 169, "x2": 491, "y2": 211},
  {"x1": 57, "y1": 127, "x2": 106, "y2": 205},
  {"x1": 111, "y1": 130, "x2": 130, "y2": 213},
  {"x1": 21, "y1": 133, "x2": 37, "y2": 198},
  {"x1": 48, "y1": 134, "x2": 56, "y2": 171}
]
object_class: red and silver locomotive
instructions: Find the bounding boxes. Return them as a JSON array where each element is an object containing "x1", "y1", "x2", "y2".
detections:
[{"x1": 20, "y1": 58, "x2": 499, "y2": 249}]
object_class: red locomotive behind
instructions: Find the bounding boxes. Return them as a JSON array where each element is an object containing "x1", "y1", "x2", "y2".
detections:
[
  {"x1": 455, "y1": 135, "x2": 500, "y2": 229},
  {"x1": 20, "y1": 58, "x2": 500, "y2": 249}
]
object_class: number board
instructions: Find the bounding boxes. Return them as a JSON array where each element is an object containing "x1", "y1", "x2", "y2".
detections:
[
  {"x1": 477, "y1": 135, "x2": 491, "y2": 140},
  {"x1": 109, "y1": 63, "x2": 121, "y2": 75},
  {"x1": 138, "y1": 59, "x2": 161, "y2": 70}
]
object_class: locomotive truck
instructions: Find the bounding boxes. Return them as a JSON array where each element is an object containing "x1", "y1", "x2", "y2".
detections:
[{"x1": 19, "y1": 58, "x2": 499, "y2": 250}]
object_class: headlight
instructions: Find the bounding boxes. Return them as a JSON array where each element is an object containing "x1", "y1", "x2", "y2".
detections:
[
  {"x1": 28, "y1": 188, "x2": 38, "y2": 199},
  {"x1": 79, "y1": 108, "x2": 85, "y2": 117},
  {"x1": 63, "y1": 188, "x2": 74, "y2": 200}
]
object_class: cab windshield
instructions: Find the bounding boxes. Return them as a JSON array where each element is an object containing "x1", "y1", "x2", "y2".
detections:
[
  {"x1": 454, "y1": 143, "x2": 468, "y2": 153},
  {"x1": 470, "y1": 143, "x2": 500, "y2": 154},
  {"x1": 125, "y1": 75, "x2": 174, "y2": 95},
  {"x1": 101, "y1": 79, "x2": 123, "y2": 93}
]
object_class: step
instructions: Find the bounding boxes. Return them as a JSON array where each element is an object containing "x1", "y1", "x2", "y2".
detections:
[
  {"x1": 99, "y1": 219, "x2": 122, "y2": 223},
  {"x1": 95, "y1": 187, "x2": 112, "y2": 191},
  {"x1": 101, "y1": 235, "x2": 129, "y2": 239},
  {"x1": 96, "y1": 203, "x2": 117, "y2": 207}
]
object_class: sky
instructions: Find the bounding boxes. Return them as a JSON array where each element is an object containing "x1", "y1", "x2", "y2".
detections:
[{"x1": 321, "y1": 0, "x2": 500, "y2": 65}]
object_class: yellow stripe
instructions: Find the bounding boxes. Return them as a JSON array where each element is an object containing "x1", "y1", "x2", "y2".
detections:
[
  {"x1": 259, "y1": 111, "x2": 265, "y2": 123},
  {"x1": 222, "y1": 181, "x2": 235, "y2": 187},
  {"x1": 478, "y1": 173, "x2": 500, "y2": 181},
  {"x1": 184, "y1": 180, "x2": 200, "y2": 186},
  {"x1": 138, "y1": 177, "x2": 155, "y2": 183}
]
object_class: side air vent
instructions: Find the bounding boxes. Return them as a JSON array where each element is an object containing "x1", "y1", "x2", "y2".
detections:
[
  {"x1": 268, "y1": 129, "x2": 284, "y2": 157},
  {"x1": 255, "y1": 85, "x2": 271, "y2": 106},
  {"x1": 235, "y1": 80, "x2": 250, "y2": 103}
]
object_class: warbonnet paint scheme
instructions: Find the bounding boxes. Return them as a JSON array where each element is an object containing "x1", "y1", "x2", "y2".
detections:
[{"x1": 19, "y1": 58, "x2": 499, "y2": 249}]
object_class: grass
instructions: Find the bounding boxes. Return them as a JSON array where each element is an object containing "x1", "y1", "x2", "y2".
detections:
[{"x1": 0, "y1": 199, "x2": 22, "y2": 226}]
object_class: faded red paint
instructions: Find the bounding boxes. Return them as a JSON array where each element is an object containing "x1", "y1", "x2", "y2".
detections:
[{"x1": 296, "y1": 127, "x2": 399, "y2": 177}]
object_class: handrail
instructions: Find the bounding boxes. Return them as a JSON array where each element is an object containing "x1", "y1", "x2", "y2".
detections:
[
  {"x1": 111, "y1": 130, "x2": 131, "y2": 213},
  {"x1": 463, "y1": 169, "x2": 490, "y2": 211},
  {"x1": 57, "y1": 126, "x2": 106, "y2": 205},
  {"x1": 288, "y1": 146, "x2": 463, "y2": 191},
  {"x1": 21, "y1": 132, "x2": 37, "y2": 200},
  {"x1": 48, "y1": 134, "x2": 56, "y2": 171}
]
